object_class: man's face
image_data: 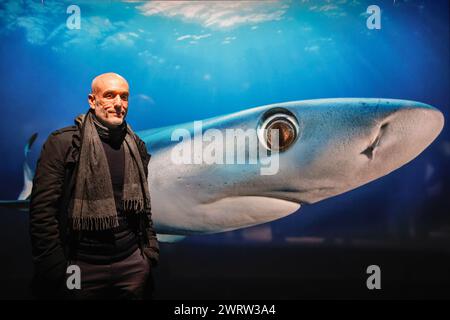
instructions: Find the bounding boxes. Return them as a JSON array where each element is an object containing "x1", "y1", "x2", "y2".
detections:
[{"x1": 88, "y1": 74, "x2": 129, "y2": 128}]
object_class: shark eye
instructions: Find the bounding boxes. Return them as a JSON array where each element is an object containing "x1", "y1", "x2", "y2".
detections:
[{"x1": 258, "y1": 113, "x2": 299, "y2": 151}]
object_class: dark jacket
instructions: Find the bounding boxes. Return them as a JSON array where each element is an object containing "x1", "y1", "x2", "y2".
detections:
[{"x1": 29, "y1": 124, "x2": 159, "y2": 298}]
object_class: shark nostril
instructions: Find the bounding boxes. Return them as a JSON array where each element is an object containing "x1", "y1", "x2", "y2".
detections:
[
  {"x1": 380, "y1": 122, "x2": 389, "y2": 131},
  {"x1": 361, "y1": 123, "x2": 389, "y2": 160},
  {"x1": 361, "y1": 145, "x2": 376, "y2": 160}
]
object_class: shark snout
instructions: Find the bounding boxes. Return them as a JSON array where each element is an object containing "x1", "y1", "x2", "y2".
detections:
[
  {"x1": 361, "y1": 101, "x2": 444, "y2": 171},
  {"x1": 283, "y1": 99, "x2": 444, "y2": 204}
]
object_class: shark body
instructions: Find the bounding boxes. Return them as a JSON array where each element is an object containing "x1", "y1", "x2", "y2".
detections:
[{"x1": 0, "y1": 98, "x2": 445, "y2": 239}]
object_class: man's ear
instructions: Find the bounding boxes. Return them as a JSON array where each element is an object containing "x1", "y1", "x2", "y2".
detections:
[{"x1": 88, "y1": 94, "x2": 96, "y2": 110}]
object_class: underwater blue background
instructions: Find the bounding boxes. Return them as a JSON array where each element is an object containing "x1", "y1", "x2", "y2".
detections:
[{"x1": 0, "y1": 0, "x2": 449, "y2": 245}]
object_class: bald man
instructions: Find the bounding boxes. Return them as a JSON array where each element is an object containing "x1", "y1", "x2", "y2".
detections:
[{"x1": 29, "y1": 73, "x2": 159, "y2": 299}]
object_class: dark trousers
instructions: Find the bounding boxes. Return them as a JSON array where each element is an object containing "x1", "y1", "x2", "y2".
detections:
[{"x1": 66, "y1": 248, "x2": 152, "y2": 300}]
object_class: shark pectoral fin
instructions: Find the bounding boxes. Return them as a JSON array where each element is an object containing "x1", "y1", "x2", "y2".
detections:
[
  {"x1": 156, "y1": 234, "x2": 187, "y2": 243},
  {"x1": 195, "y1": 196, "x2": 301, "y2": 233}
]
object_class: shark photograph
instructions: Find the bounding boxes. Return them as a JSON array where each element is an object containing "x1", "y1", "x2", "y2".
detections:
[{"x1": 1, "y1": 98, "x2": 444, "y2": 240}]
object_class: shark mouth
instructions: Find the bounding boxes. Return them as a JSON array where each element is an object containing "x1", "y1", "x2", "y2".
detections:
[{"x1": 260, "y1": 186, "x2": 338, "y2": 205}]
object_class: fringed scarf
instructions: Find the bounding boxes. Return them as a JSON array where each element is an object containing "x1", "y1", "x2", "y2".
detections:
[{"x1": 68, "y1": 110, "x2": 151, "y2": 231}]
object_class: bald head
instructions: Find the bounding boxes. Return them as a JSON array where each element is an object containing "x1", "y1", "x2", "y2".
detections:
[
  {"x1": 91, "y1": 72, "x2": 129, "y2": 95},
  {"x1": 88, "y1": 72, "x2": 130, "y2": 128}
]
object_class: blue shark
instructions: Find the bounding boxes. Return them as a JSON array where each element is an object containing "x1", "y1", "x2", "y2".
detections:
[{"x1": 0, "y1": 98, "x2": 444, "y2": 240}]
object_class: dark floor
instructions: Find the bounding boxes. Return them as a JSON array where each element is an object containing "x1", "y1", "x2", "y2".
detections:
[
  {"x1": 150, "y1": 241, "x2": 450, "y2": 300},
  {"x1": 1, "y1": 205, "x2": 450, "y2": 300},
  {"x1": 2, "y1": 239, "x2": 450, "y2": 300}
]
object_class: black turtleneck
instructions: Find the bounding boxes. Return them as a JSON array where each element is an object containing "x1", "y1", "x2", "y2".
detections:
[{"x1": 74, "y1": 120, "x2": 139, "y2": 264}]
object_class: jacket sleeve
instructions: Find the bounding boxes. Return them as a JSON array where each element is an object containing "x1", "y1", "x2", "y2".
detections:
[
  {"x1": 29, "y1": 133, "x2": 67, "y2": 286},
  {"x1": 136, "y1": 136, "x2": 160, "y2": 267},
  {"x1": 144, "y1": 215, "x2": 160, "y2": 267}
]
